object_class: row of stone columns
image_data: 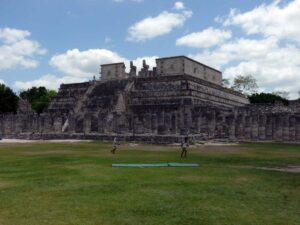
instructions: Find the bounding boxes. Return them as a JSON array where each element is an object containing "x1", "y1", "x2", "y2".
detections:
[
  {"x1": 227, "y1": 113, "x2": 300, "y2": 141},
  {"x1": 1, "y1": 108, "x2": 300, "y2": 142}
]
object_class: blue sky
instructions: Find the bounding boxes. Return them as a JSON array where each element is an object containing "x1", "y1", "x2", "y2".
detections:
[{"x1": 0, "y1": 0, "x2": 299, "y2": 99}]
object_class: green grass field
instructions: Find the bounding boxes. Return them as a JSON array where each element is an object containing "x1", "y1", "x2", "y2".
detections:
[{"x1": 0, "y1": 141, "x2": 299, "y2": 225}]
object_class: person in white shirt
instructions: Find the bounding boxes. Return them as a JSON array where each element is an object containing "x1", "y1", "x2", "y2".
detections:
[
  {"x1": 111, "y1": 137, "x2": 118, "y2": 154},
  {"x1": 181, "y1": 136, "x2": 189, "y2": 158}
]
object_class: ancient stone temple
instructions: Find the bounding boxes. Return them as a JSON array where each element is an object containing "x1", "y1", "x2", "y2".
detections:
[{"x1": 1, "y1": 56, "x2": 300, "y2": 143}]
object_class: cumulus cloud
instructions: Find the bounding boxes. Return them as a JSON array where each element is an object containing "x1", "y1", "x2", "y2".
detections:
[
  {"x1": 174, "y1": 1, "x2": 185, "y2": 10},
  {"x1": 0, "y1": 79, "x2": 5, "y2": 84},
  {"x1": 15, "y1": 49, "x2": 158, "y2": 91},
  {"x1": 124, "y1": 56, "x2": 158, "y2": 72},
  {"x1": 190, "y1": 36, "x2": 300, "y2": 98},
  {"x1": 50, "y1": 48, "x2": 159, "y2": 76},
  {"x1": 0, "y1": 27, "x2": 46, "y2": 70},
  {"x1": 127, "y1": 10, "x2": 192, "y2": 42},
  {"x1": 0, "y1": 28, "x2": 30, "y2": 44},
  {"x1": 14, "y1": 74, "x2": 87, "y2": 91},
  {"x1": 182, "y1": 0, "x2": 300, "y2": 99},
  {"x1": 191, "y1": 37, "x2": 280, "y2": 68},
  {"x1": 50, "y1": 48, "x2": 126, "y2": 77},
  {"x1": 176, "y1": 27, "x2": 232, "y2": 48},
  {"x1": 221, "y1": 0, "x2": 300, "y2": 44}
]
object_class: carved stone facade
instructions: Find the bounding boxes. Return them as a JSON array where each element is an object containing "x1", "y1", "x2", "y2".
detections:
[
  {"x1": 156, "y1": 56, "x2": 222, "y2": 85},
  {"x1": 1, "y1": 56, "x2": 300, "y2": 143}
]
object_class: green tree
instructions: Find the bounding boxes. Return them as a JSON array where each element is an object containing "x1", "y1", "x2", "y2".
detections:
[
  {"x1": 221, "y1": 78, "x2": 231, "y2": 88},
  {"x1": 20, "y1": 87, "x2": 57, "y2": 114},
  {"x1": 248, "y1": 92, "x2": 289, "y2": 105},
  {"x1": 0, "y1": 84, "x2": 19, "y2": 114},
  {"x1": 232, "y1": 75, "x2": 258, "y2": 96}
]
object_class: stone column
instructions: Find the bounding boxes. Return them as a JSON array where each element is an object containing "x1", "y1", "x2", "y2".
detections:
[
  {"x1": 196, "y1": 113, "x2": 202, "y2": 134},
  {"x1": 258, "y1": 115, "x2": 266, "y2": 140},
  {"x1": 295, "y1": 115, "x2": 300, "y2": 141},
  {"x1": 207, "y1": 110, "x2": 216, "y2": 139},
  {"x1": 171, "y1": 113, "x2": 177, "y2": 134},
  {"x1": 244, "y1": 116, "x2": 251, "y2": 140},
  {"x1": 215, "y1": 114, "x2": 226, "y2": 138},
  {"x1": 53, "y1": 116, "x2": 63, "y2": 133},
  {"x1": 83, "y1": 114, "x2": 91, "y2": 134},
  {"x1": 67, "y1": 115, "x2": 76, "y2": 133},
  {"x1": 185, "y1": 107, "x2": 192, "y2": 134},
  {"x1": 75, "y1": 116, "x2": 84, "y2": 133},
  {"x1": 42, "y1": 115, "x2": 52, "y2": 132},
  {"x1": 289, "y1": 116, "x2": 296, "y2": 141},
  {"x1": 274, "y1": 115, "x2": 283, "y2": 141},
  {"x1": 97, "y1": 113, "x2": 104, "y2": 133},
  {"x1": 90, "y1": 115, "x2": 98, "y2": 132},
  {"x1": 151, "y1": 113, "x2": 157, "y2": 134},
  {"x1": 235, "y1": 114, "x2": 245, "y2": 139},
  {"x1": 251, "y1": 115, "x2": 259, "y2": 140},
  {"x1": 200, "y1": 113, "x2": 209, "y2": 138},
  {"x1": 282, "y1": 115, "x2": 290, "y2": 141},
  {"x1": 157, "y1": 111, "x2": 165, "y2": 135},
  {"x1": 227, "y1": 115, "x2": 235, "y2": 140},
  {"x1": 265, "y1": 115, "x2": 273, "y2": 140},
  {"x1": 164, "y1": 113, "x2": 171, "y2": 134},
  {"x1": 144, "y1": 113, "x2": 152, "y2": 133}
]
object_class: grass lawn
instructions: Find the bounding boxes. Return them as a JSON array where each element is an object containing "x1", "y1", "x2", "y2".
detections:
[{"x1": 0, "y1": 141, "x2": 299, "y2": 225}]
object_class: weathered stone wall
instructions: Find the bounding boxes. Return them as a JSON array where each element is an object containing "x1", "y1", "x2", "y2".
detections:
[
  {"x1": 156, "y1": 56, "x2": 222, "y2": 85},
  {"x1": 156, "y1": 57, "x2": 184, "y2": 76},
  {"x1": 101, "y1": 63, "x2": 128, "y2": 81},
  {"x1": 131, "y1": 75, "x2": 248, "y2": 107},
  {"x1": 1, "y1": 103, "x2": 300, "y2": 143},
  {"x1": 183, "y1": 57, "x2": 222, "y2": 85}
]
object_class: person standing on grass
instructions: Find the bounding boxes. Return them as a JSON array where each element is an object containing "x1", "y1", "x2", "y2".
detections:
[
  {"x1": 181, "y1": 136, "x2": 189, "y2": 158},
  {"x1": 111, "y1": 137, "x2": 118, "y2": 154}
]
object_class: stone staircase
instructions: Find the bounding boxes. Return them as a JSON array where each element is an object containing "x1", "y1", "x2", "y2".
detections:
[{"x1": 73, "y1": 81, "x2": 98, "y2": 114}]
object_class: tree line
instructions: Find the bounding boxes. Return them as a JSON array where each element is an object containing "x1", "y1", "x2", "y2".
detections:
[
  {"x1": 0, "y1": 84, "x2": 57, "y2": 114},
  {"x1": 222, "y1": 75, "x2": 294, "y2": 105}
]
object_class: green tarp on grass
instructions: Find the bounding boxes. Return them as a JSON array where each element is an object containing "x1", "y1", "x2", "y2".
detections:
[
  {"x1": 168, "y1": 163, "x2": 199, "y2": 167},
  {"x1": 112, "y1": 163, "x2": 168, "y2": 168},
  {"x1": 112, "y1": 163, "x2": 199, "y2": 168}
]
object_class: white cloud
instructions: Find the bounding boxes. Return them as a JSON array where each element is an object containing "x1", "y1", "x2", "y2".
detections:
[
  {"x1": 0, "y1": 27, "x2": 46, "y2": 70},
  {"x1": 127, "y1": 10, "x2": 192, "y2": 42},
  {"x1": 222, "y1": 0, "x2": 300, "y2": 44},
  {"x1": 0, "y1": 27, "x2": 30, "y2": 44},
  {"x1": 0, "y1": 79, "x2": 5, "y2": 84},
  {"x1": 191, "y1": 37, "x2": 279, "y2": 68},
  {"x1": 49, "y1": 48, "x2": 159, "y2": 79},
  {"x1": 190, "y1": 36, "x2": 300, "y2": 99},
  {"x1": 15, "y1": 51, "x2": 158, "y2": 91},
  {"x1": 182, "y1": 1, "x2": 300, "y2": 99},
  {"x1": 176, "y1": 27, "x2": 232, "y2": 48},
  {"x1": 50, "y1": 48, "x2": 126, "y2": 78},
  {"x1": 124, "y1": 56, "x2": 158, "y2": 72},
  {"x1": 174, "y1": 1, "x2": 185, "y2": 10},
  {"x1": 14, "y1": 74, "x2": 87, "y2": 91}
]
